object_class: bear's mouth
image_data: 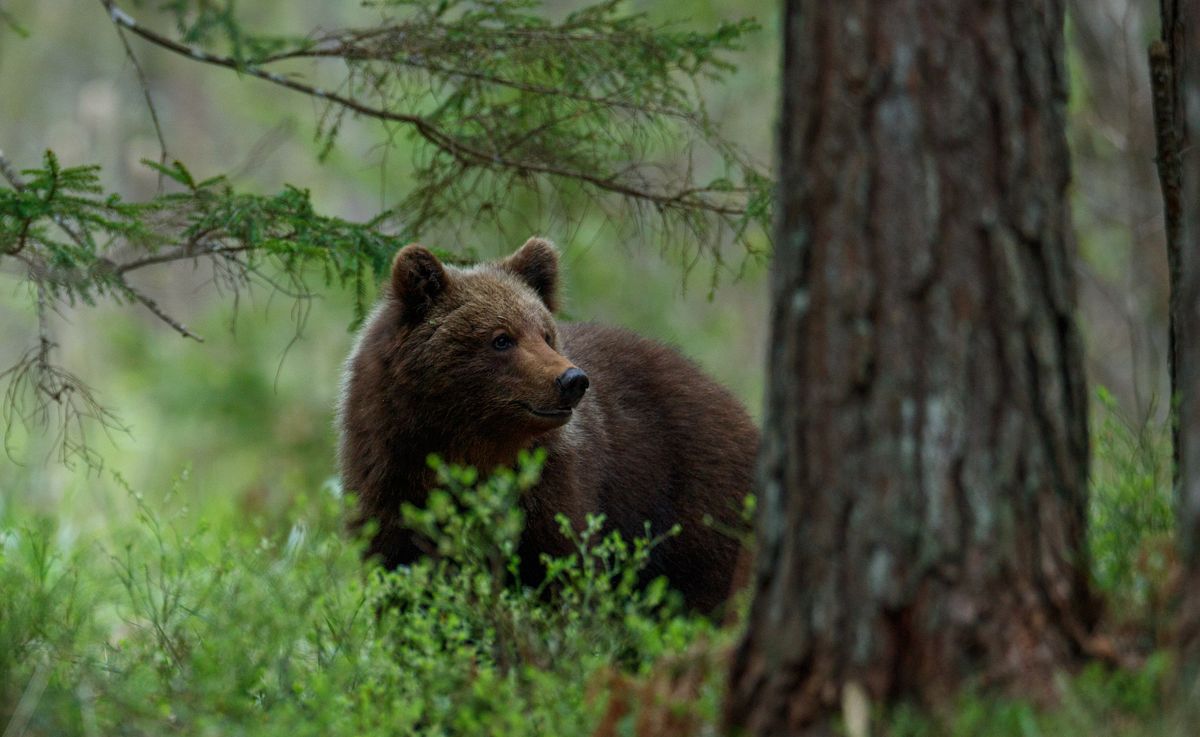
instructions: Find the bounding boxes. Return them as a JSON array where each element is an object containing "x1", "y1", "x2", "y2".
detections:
[{"x1": 522, "y1": 404, "x2": 573, "y2": 420}]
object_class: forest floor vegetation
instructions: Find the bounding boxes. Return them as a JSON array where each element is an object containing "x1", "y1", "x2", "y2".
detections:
[{"x1": 0, "y1": 396, "x2": 1194, "y2": 736}]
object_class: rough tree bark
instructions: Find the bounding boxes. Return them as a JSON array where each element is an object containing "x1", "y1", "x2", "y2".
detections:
[
  {"x1": 726, "y1": 1, "x2": 1097, "y2": 732},
  {"x1": 1155, "y1": 1, "x2": 1200, "y2": 672}
]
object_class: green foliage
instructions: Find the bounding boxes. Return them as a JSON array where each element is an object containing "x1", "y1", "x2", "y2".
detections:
[
  {"x1": 884, "y1": 655, "x2": 1182, "y2": 737},
  {"x1": 0, "y1": 456, "x2": 728, "y2": 735},
  {"x1": 109, "y1": 0, "x2": 770, "y2": 258},
  {"x1": 403, "y1": 452, "x2": 699, "y2": 674},
  {"x1": 0, "y1": 151, "x2": 157, "y2": 304},
  {"x1": 143, "y1": 0, "x2": 768, "y2": 236},
  {"x1": 0, "y1": 152, "x2": 423, "y2": 322},
  {"x1": 0, "y1": 518, "x2": 89, "y2": 687},
  {"x1": 4, "y1": 428, "x2": 1194, "y2": 735},
  {"x1": 303, "y1": 0, "x2": 768, "y2": 249},
  {"x1": 1088, "y1": 388, "x2": 1175, "y2": 625}
]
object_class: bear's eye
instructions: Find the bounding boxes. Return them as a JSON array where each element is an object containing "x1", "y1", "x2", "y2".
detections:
[
  {"x1": 544, "y1": 332, "x2": 552, "y2": 344},
  {"x1": 492, "y1": 334, "x2": 515, "y2": 351}
]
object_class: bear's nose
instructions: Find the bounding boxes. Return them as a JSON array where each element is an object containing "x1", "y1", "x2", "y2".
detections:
[{"x1": 555, "y1": 367, "x2": 589, "y2": 408}]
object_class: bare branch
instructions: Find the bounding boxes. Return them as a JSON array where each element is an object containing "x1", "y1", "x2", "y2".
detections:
[
  {"x1": 120, "y1": 281, "x2": 204, "y2": 341},
  {"x1": 1, "y1": 283, "x2": 127, "y2": 469},
  {"x1": 112, "y1": 242, "x2": 251, "y2": 276},
  {"x1": 112, "y1": 23, "x2": 170, "y2": 174},
  {"x1": 0, "y1": 149, "x2": 24, "y2": 191}
]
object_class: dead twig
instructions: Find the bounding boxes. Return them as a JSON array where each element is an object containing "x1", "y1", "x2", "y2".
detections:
[
  {"x1": 0, "y1": 149, "x2": 25, "y2": 191},
  {"x1": 111, "y1": 21, "x2": 169, "y2": 182}
]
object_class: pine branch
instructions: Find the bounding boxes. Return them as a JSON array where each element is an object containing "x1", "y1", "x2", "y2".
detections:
[
  {"x1": 125, "y1": 287, "x2": 203, "y2": 341},
  {"x1": 2, "y1": 151, "x2": 201, "y2": 341},
  {"x1": 98, "y1": 0, "x2": 769, "y2": 254},
  {"x1": 98, "y1": 0, "x2": 429, "y2": 128},
  {"x1": 0, "y1": 152, "x2": 415, "y2": 463}
]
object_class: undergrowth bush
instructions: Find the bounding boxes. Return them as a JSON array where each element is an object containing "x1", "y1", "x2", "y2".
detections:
[
  {"x1": 881, "y1": 652, "x2": 1192, "y2": 737},
  {"x1": 0, "y1": 454, "x2": 729, "y2": 736},
  {"x1": 1089, "y1": 388, "x2": 1175, "y2": 632}
]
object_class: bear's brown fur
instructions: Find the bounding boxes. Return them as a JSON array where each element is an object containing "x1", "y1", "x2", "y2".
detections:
[{"x1": 337, "y1": 237, "x2": 758, "y2": 612}]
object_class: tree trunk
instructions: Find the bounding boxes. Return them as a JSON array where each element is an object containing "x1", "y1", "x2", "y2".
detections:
[
  {"x1": 1158, "y1": 1, "x2": 1200, "y2": 672},
  {"x1": 1149, "y1": 8, "x2": 1185, "y2": 499},
  {"x1": 726, "y1": 1, "x2": 1096, "y2": 732}
]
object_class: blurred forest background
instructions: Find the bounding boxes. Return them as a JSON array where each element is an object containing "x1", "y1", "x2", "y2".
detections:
[{"x1": 0, "y1": 0, "x2": 1173, "y2": 537}]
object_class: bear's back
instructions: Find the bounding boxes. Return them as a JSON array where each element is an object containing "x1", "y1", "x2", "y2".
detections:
[{"x1": 537, "y1": 321, "x2": 758, "y2": 612}]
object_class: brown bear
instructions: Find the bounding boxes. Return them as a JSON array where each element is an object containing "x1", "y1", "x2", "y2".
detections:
[{"x1": 336, "y1": 237, "x2": 758, "y2": 613}]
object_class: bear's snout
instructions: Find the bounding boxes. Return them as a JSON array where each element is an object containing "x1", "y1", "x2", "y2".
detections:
[{"x1": 555, "y1": 367, "x2": 589, "y2": 408}]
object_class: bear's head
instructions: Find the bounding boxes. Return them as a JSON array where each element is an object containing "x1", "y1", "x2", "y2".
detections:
[{"x1": 386, "y1": 237, "x2": 589, "y2": 455}]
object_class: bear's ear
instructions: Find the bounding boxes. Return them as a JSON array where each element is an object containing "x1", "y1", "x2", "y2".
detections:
[
  {"x1": 391, "y1": 244, "x2": 447, "y2": 323},
  {"x1": 500, "y1": 237, "x2": 559, "y2": 312}
]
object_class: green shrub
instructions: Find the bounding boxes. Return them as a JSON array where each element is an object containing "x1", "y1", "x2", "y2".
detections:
[
  {"x1": 0, "y1": 455, "x2": 729, "y2": 736},
  {"x1": 884, "y1": 654, "x2": 1181, "y2": 737},
  {"x1": 1088, "y1": 388, "x2": 1175, "y2": 627}
]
